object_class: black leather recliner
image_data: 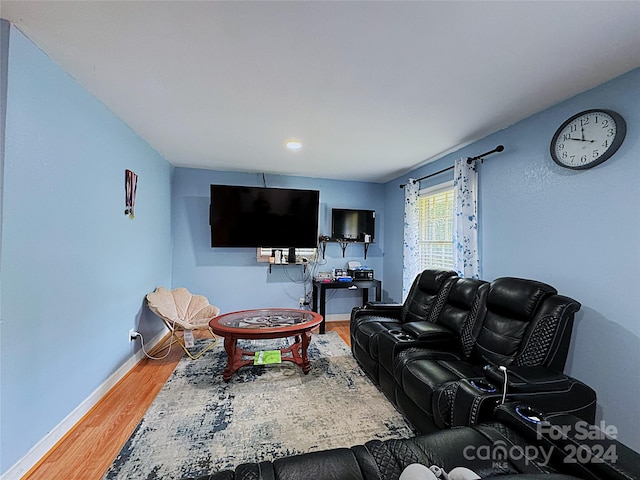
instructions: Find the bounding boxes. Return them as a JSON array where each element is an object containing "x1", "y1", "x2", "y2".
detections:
[
  {"x1": 393, "y1": 277, "x2": 596, "y2": 433},
  {"x1": 375, "y1": 277, "x2": 489, "y2": 403},
  {"x1": 183, "y1": 402, "x2": 640, "y2": 480},
  {"x1": 350, "y1": 269, "x2": 458, "y2": 383}
]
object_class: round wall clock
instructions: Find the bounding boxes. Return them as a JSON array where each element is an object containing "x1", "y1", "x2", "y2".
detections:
[{"x1": 550, "y1": 109, "x2": 626, "y2": 170}]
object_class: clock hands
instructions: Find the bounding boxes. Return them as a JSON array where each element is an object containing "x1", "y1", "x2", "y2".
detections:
[
  {"x1": 567, "y1": 137, "x2": 595, "y2": 142},
  {"x1": 567, "y1": 126, "x2": 595, "y2": 143}
]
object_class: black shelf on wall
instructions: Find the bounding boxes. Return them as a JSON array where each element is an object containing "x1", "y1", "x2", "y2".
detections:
[
  {"x1": 268, "y1": 262, "x2": 308, "y2": 274},
  {"x1": 320, "y1": 238, "x2": 372, "y2": 260}
]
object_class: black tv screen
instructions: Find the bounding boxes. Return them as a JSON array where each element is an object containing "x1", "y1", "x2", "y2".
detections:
[
  {"x1": 331, "y1": 209, "x2": 375, "y2": 242},
  {"x1": 210, "y1": 185, "x2": 320, "y2": 248}
]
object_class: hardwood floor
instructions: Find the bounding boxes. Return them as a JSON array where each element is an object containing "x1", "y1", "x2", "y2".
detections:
[
  {"x1": 21, "y1": 321, "x2": 351, "y2": 480},
  {"x1": 323, "y1": 320, "x2": 351, "y2": 347}
]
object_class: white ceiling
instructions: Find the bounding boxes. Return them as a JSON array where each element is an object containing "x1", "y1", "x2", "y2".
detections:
[{"x1": 2, "y1": 1, "x2": 639, "y2": 183}]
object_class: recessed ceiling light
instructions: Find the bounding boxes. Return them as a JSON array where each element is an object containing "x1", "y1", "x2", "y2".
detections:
[{"x1": 286, "y1": 139, "x2": 302, "y2": 151}]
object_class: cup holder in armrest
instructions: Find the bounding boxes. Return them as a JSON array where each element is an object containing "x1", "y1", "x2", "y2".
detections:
[
  {"x1": 397, "y1": 334, "x2": 415, "y2": 341},
  {"x1": 469, "y1": 378, "x2": 497, "y2": 393},
  {"x1": 388, "y1": 329, "x2": 416, "y2": 342},
  {"x1": 515, "y1": 404, "x2": 545, "y2": 424}
]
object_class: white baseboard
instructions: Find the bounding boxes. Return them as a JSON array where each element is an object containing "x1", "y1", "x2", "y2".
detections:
[
  {"x1": 324, "y1": 314, "x2": 351, "y2": 322},
  {"x1": 0, "y1": 330, "x2": 167, "y2": 480}
]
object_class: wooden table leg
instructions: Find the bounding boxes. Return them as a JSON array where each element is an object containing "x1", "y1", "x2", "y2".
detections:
[
  {"x1": 222, "y1": 336, "x2": 237, "y2": 382},
  {"x1": 300, "y1": 331, "x2": 312, "y2": 374},
  {"x1": 278, "y1": 332, "x2": 314, "y2": 374}
]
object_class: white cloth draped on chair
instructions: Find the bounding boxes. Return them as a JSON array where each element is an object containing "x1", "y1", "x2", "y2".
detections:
[
  {"x1": 402, "y1": 178, "x2": 420, "y2": 300},
  {"x1": 453, "y1": 158, "x2": 480, "y2": 279}
]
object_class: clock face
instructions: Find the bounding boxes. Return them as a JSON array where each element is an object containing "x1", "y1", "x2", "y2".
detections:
[{"x1": 550, "y1": 109, "x2": 626, "y2": 170}]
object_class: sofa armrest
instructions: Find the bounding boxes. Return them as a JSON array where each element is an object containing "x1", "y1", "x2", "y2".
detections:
[
  {"x1": 495, "y1": 403, "x2": 640, "y2": 480},
  {"x1": 402, "y1": 321, "x2": 458, "y2": 344},
  {"x1": 448, "y1": 378, "x2": 502, "y2": 427},
  {"x1": 445, "y1": 368, "x2": 596, "y2": 429},
  {"x1": 485, "y1": 365, "x2": 571, "y2": 393},
  {"x1": 188, "y1": 473, "x2": 234, "y2": 480},
  {"x1": 364, "y1": 301, "x2": 403, "y2": 309},
  {"x1": 351, "y1": 306, "x2": 403, "y2": 322},
  {"x1": 273, "y1": 448, "x2": 365, "y2": 480}
]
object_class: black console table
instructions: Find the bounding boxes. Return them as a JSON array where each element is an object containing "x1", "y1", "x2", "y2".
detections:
[{"x1": 312, "y1": 279, "x2": 382, "y2": 334}]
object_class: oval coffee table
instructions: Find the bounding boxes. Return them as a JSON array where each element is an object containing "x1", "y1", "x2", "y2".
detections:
[{"x1": 209, "y1": 308, "x2": 323, "y2": 381}]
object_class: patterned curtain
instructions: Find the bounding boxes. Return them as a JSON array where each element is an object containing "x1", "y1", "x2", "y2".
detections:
[
  {"x1": 453, "y1": 158, "x2": 480, "y2": 278},
  {"x1": 402, "y1": 179, "x2": 420, "y2": 300}
]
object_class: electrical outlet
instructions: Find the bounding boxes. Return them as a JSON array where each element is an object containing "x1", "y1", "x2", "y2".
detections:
[
  {"x1": 129, "y1": 329, "x2": 139, "y2": 342},
  {"x1": 299, "y1": 297, "x2": 305, "y2": 307}
]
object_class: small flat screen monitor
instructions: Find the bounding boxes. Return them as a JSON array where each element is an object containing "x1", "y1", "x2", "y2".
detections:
[{"x1": 331, "y1": 209, "x2": 375, "y2": 242}]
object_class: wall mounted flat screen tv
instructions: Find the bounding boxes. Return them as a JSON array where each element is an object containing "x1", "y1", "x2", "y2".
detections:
[
  {"x1": 331, "y1": 209, "x2": 375, "y2": 242},
  {"x1": 210, "y1": 185, "x2": 320, "y2": 248}
]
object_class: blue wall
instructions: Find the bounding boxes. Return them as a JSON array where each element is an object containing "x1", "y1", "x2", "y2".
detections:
[
  {"x1": 384, "y1": 68, "x2": 640, "y2": 450},
  {"x1": 0, "y1": 25, "x2": 173, "y2": 473},
  {"x1": 171, "y1": 168, "x2": 386, "y2": 315}
]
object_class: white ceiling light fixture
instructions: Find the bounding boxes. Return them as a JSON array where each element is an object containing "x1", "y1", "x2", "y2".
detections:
[{"x1": 285, "y1": 139, "x2": 302, "y2": 151}]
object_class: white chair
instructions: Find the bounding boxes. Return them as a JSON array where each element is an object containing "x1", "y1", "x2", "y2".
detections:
[{"x1": 146, "y1": 287, "x2": 220, "y2": 360}]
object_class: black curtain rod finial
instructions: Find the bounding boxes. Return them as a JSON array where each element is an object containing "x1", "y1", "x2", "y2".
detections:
[
  {"x1": 467, "y1": 144, "x2": 505, "y2": 163},
  {"x1": 399, "y1": 178, "x2": 415, "y2": 189}
]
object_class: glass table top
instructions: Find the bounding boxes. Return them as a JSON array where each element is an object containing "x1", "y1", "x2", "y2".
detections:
[{"x1": 215, "y1": 308, "x2": 320, "y2": 330}]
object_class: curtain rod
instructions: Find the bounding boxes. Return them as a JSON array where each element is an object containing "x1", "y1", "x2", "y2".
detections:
[{"x1": 399, "y1": 145, "x2": 504, "y2": 188}]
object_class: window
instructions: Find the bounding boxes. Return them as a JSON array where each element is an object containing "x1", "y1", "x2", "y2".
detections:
[
  {"x1": 257, "y1": 247, "x2": 318, "y2": 264},
  {"x1": 418, "y1": 182, "x2": 454, "y2": 270}
]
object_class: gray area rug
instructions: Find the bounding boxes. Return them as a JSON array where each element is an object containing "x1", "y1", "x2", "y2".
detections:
[{"x1": 103, "y1": 331, "x2": 416, "y2": 479}]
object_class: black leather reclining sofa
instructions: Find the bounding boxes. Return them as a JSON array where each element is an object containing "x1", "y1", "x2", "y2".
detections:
[
  {"x1": 185, "y1": 402, "x2": 640, "y2": 480},
  {"x1": 180, "y1": 270, "x2": 638, "y2": 480},
  {"x1": 350, "y1": 269, "x2": 597, "y2": 435}
]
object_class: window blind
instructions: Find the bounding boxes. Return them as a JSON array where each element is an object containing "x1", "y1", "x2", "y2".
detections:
[{"x1": 418, "y1": 187, "x2": 454, "y2": 270}]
